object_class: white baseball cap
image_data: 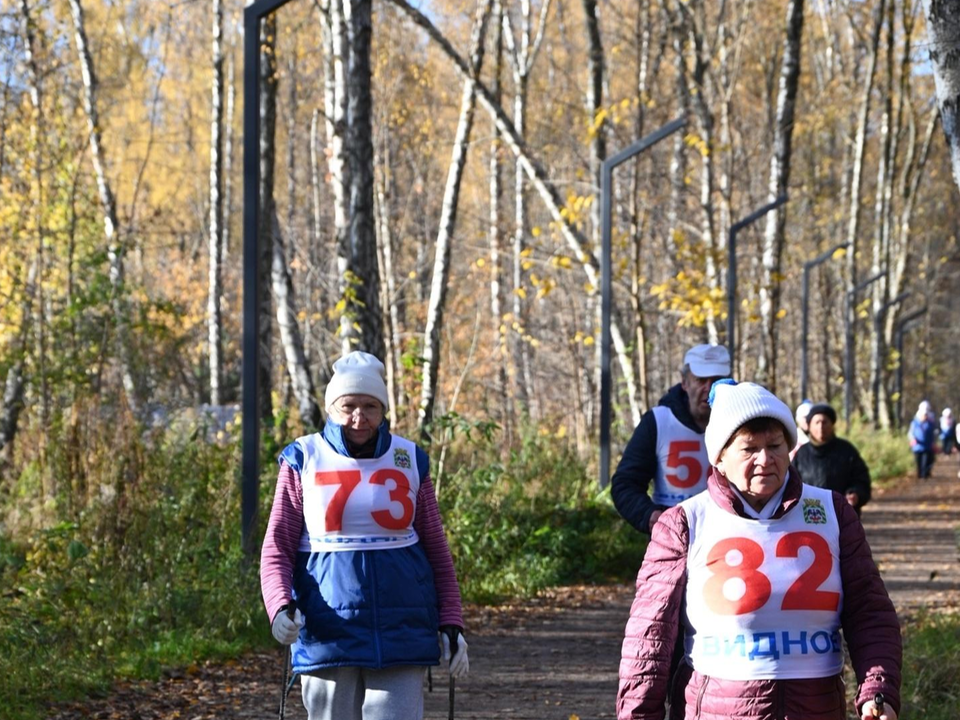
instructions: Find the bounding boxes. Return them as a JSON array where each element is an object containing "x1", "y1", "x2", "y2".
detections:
[{"x1": 683, "y1": 344, "x2": 731, "y2": 378}]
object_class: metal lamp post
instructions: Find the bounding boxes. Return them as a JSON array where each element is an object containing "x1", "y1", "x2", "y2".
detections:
[
  {"x1": 243, "y1": 0, "x2": 299, "y2": 558},
  {"x1": 726, "y1": 195, "x2": 789, "y2": 371},
  {"x1": 895, "y1": 306, "x2": 928, "y2": 428},
  {"x1": 843, "y1": 270, "x2": 884, "y2": 428},
  {"x1": 800, "y1": 243, "x2": 848, "y2": 401},
  {"x1": 599, "y1": 117, "x2": 686, "y2": 489}
]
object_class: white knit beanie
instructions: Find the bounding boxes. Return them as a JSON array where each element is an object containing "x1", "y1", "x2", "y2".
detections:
[
  {"x1": 324, "y1": 351, "x2": 389, "y2": 409},
  {"x1": 704, "y1": 381, "x2": 798, "y2": 464}
]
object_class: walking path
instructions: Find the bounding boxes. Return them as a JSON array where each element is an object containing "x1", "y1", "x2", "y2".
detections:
[{"x1": 50, "y1": 460, "x2": 960, "y2": 719}]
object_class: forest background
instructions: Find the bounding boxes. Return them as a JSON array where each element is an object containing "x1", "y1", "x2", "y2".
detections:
[{"x1": 1, "y1": 0, "x2": 959, "y2": 717}]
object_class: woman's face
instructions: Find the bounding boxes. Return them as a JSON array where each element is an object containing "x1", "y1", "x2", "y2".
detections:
[
  {"x1": 329, "y1": 394, "x2": 384, "y2": 446},
  {"x1": 717, "y1": 424, "x2": 791, "y2": 512}
]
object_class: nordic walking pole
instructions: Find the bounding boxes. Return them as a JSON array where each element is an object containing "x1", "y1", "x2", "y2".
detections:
[
  {"x1": 442, "y1": 627, "x2": 458, "y2": 720},
  {"x1": 278, "y1": 601, "x2": 298, "y2": 720}
]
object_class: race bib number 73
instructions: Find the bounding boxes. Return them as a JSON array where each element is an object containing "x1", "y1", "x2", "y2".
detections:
[{"x1": 314, "y1": 469, "x2": 414, "y2": 532}]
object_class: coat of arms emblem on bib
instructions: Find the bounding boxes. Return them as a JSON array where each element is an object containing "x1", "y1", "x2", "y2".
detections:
[
  {"x1": 802, "y1": 498, "x2": 827, "y2": 524},
  {"x1": 394, "y1": 447, "x2": 412, "y2": 469}
]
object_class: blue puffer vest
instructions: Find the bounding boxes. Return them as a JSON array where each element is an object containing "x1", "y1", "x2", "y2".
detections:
[{"x1": 279, "y1": 420, "x2": 440, "y2": 672}]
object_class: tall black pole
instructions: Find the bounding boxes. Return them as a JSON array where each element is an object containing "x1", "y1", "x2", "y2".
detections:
[
  {"x1": 800, "y1": 243, "x2": 847, "y2": 400},
  {"x1": 726, "y1": 195, "x2": 789, "y2": 372},
  {"x1": 242, "y1": 0, "x2": 297, "y2": 559},
  {"x1": 600, "y1": 117, "x2": 685, "y2": 489},
  {"x1": 843, "y1": 270, "x2": 884, "y2": 428}
]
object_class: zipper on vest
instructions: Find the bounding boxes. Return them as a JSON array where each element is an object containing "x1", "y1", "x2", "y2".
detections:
[
  {"x1": 777, "y1": 680, "x2": 785, "y2": 720},
  {"x1": 694, "y1": 673, "x2": 709, "y2": 718},
  {"x1": 371, "y1": 553, "x2": 383, "y2": 666}
]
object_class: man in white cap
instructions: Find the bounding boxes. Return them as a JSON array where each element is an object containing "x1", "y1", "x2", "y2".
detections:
[{"x1": 611, "y1": 343, "x2": 731, "y2": 535}]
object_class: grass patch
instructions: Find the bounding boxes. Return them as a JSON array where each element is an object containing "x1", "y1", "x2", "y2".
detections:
[{"x1": 899, "y1": 611, "x2": 960, "y2": 718}]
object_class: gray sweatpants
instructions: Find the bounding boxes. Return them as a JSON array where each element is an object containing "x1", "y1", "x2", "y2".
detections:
[{"x1": 300, "y1": 666, "x2": 426, "y2": 720}]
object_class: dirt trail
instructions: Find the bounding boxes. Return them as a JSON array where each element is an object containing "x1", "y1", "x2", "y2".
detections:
[{"x1": 51, "y1": 458, "x2": 960, "y2": 719}]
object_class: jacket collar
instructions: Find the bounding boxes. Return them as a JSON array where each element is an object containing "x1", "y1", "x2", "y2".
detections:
[
  {"x1": 706, "y1": 464, "x2": 803, "y2": 520},
  {"x1": 322, "y1": 417, "x2": 392, "y2": 458}
]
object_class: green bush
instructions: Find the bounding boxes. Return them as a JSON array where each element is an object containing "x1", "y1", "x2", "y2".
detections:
[
  {"x1": 0, "y1": 422, "x2": 272, "y2": 719},
  {"x1": 845, "y1": 420, "x2": 914, "y2": 484},
  {"x1": 434, "y1": 422, "x2": 647, "y2": 602}
]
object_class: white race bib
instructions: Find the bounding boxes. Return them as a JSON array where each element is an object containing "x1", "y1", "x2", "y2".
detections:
[
  {"x1": 652, "y1": 406, "x2": 710, "y2": 506},
  {"x1": 681, "y1": 485, "x2": 844, "y2": 680},
  {"x1": 297, "y1": 434, "x2": 421, "y2": 552}
]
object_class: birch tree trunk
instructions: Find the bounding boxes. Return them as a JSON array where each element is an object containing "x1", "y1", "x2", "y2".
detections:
[
  {"x1": 1, "y1": 0, "x2": 41, "y2": 462},
  {"x1": 502, "y1": 0, "x2": 550, "y2": 413},
  {"x1": 342, "y1": 0, "x2": 384, "y2": 359},
  {"x1": 870, "y1": 0, "x2": 897, "y2": 424},
  {"x1": 489, "y1": 0, "x2": 511, "y2": 431},
  {"x1": 68, "y1": 0, "x2": 141, "y2": 417},
  {"x1": 419, "y1": 0, "x2": 492, "y2": 436},
  {"x1": 21, "y1": 0, "x2": 51, "y2": 446},
  {"x1": 629, "y1": 0, "x2": 663, "y2": 413},
  {"x1": 271, "y1": 212, "x2": 322, "y2": 429},
  {"x1": 581, "y1": 0, "x2": 611, "y2": 423},
  {"x1": 318, "y1": 0, "x2": 353, "y2": 356},
  {"x1": 311, "y1": 108, "x2": 324, "y2": 253},
  {"x1": 582, "y1": 0, "x2": 606, "y2": 244},
  {"x1": 208, "y1": 0, "x2": 225, "y2": 405},
  {"x1": 757, "y1": 0, "x2": 805, "y2": 392},
  {"x1": 222, "y1": 50, "x2": 235, "y2": 257},
  {"x1": 374, "y1": 145, "x2": 399, "y2": 423},
  {"x1": 0, "y1": 259, "x2": 37, "y2": 466},
  {"x1": 923, "y1": 0, "x2": 960, "y2": 192},
  {"x1": 844, "y1": 0, "x2": 885, "y2": 410}
]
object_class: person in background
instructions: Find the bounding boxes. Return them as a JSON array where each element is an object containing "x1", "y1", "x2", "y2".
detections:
[
  {"x1": 793, "y1": 403, "x2": 872, "y2": 516},
  {"x1": 611, "y1": 344, "x2": 731, "y2": 536},
  {"x1": 260, "y1": 351, "x2": 468, "y2": 720},
  {"x1": 791, "y1": 398, "x2": 813, "y2": 459},
  {"x1": 909, "y1": 400, "x2": 938, "y2": 479},
  {"x1": 617, "y1": 381, "x2": 901, "y2": 720},
  {"x1": 939, "y1": 407, "x2": 955, "y2": 456}
]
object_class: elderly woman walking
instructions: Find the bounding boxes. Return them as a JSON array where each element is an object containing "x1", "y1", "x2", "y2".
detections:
[
  {"x1": 261, "y1": 351, "x2": 468, "y2": 720},
  {"x1": 617, "y1": 381, "x2": 901, "y2": 720}
]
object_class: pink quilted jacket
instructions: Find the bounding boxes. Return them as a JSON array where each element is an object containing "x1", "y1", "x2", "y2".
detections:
[{"x1": 617, "y1": 467, "x2": 901, "y2": 720}]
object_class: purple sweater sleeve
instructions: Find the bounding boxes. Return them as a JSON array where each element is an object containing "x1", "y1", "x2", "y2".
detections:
[
  {"x1": 414, "y1": 475, "x2": 464, "y2": 629},
  {"x1": 260, "y1": 461, "x2": 304, "y2": 626},
  {"x1": 834, "y1": 495, "x2": 902, "y2": 715}
]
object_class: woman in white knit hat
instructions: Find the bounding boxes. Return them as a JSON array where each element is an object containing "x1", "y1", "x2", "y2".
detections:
[
  {"x1": 260, "y1": 351, "x2": 468, "y2": 720},
  {"x1": 617, "y1": 380, "x2": 901, "y2": 720}
]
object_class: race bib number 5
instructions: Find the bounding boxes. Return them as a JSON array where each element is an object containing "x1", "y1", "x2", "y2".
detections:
[
  {"x1": 314, "y1": 469, "x2": 414, "y2": 531},
  {"x1": 666, "y1": 440, "x2": 703, "y2": 488},
  {"x1": 704, "y1": 533, "x2": 839, "y2": 615}
]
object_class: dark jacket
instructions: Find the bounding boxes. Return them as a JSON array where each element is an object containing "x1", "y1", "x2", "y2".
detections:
[
  {"x1": 611, "y1": 384, "x2": 701, "y2": 534},
  {"x1": 617, "y1": 467, "x2": 902, "y2": 720},
  {"x1": 793, "y1": 437, "x2": 872, "y2": 509}
]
